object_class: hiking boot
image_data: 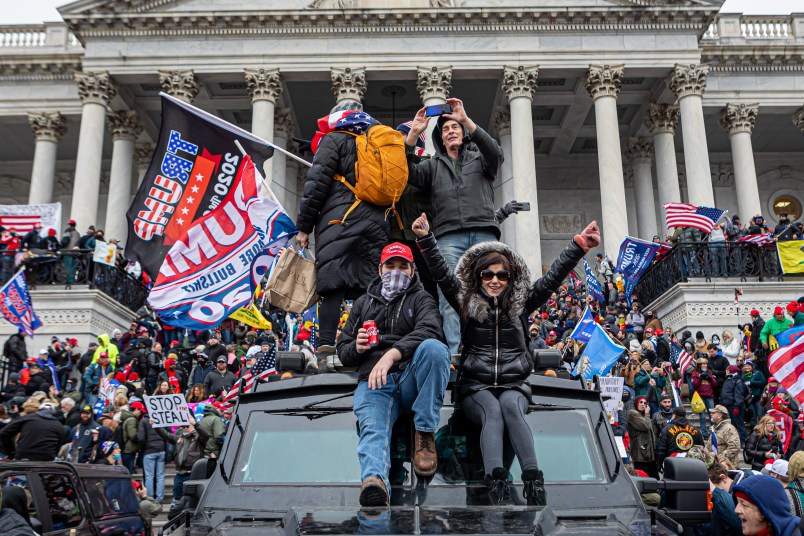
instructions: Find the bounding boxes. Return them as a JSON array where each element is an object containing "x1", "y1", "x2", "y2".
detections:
[
  {"x1": 317, "y1": 345, "x2": 336, "y2": 374},
  {"x1": 484, "y1": 467, "x2": 511, "y2": 505},
  {"x1": 522, "y1": 468, "x2": 546, "y2": 506},
  {"x1": 359, "y1": 476, "x2": 389, "y2": 507},
  {"x1": 413, "y1": 430, "x2": 437, "y2": 476}
]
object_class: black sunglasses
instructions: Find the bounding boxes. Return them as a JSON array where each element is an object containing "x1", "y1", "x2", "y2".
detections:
[{"x1": 480, "y1": 269, "x2": 510, "y2": 282}]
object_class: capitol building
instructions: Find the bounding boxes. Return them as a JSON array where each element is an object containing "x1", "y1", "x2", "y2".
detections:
[{"x1": 0, "y1": 0, "x2": 802, "y2": 344}]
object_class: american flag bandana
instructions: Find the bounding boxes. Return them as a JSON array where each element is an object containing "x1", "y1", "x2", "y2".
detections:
[{"x1": 311, "y1": 110, "x2": 377, "y2": 153}]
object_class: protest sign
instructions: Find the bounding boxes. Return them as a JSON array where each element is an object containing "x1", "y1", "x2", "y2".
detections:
[
  {"x1": 599, "y1": 376, "x2": 624, "y2": 417},
  {"x1": 144, "y1": 394, "x2": 191, "y2": 428},
  {"x1": 93, "y1": 241, "x2": 117, "y2": 266}
]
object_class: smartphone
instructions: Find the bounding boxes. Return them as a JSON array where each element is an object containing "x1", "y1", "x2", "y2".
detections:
[
  {"x1": 425, "y1": 103, "x2": 452, "y2": 117},
  {"x1": 519, "y1": 202, "x2": 531, "y2": 211}
]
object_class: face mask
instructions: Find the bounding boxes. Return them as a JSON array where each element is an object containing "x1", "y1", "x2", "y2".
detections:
[
  {"x1": 381, "y1": 270, "x2": 412, "y2": 301},
  {"x1": 700, "y1": 367, "x2": 708, "y2": 372},
  {"x1": 113, "y1": 453, "x2": 121, "y2": 461}
]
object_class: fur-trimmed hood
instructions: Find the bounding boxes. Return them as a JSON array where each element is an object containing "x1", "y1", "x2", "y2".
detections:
[{"x1": 454, "y1": 241, "x2": 531, "y2": 323}]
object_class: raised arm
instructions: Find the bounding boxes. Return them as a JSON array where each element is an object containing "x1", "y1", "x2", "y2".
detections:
[{"x1": 412, "y1": 213, "x2": 461, "y2": 314}]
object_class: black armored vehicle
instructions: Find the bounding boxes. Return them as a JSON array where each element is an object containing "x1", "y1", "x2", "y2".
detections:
[{"x1": 164, "y1": 357, "x2": 711, "y2": 536}]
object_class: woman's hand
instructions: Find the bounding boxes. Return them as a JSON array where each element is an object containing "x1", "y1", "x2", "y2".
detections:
[
  {"x1": 573, "y1": 221, "x2": 601, "y2": 253},
  {"x1": 412, "y1": 213, "x2": 430, "y2": 238},
  {"x1": 296, "y1": 232, "x2": 309, "y2": 249}
]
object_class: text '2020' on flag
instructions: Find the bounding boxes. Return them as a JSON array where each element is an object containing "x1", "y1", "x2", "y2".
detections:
[
  {"x1": 126, "y1": 93, "x2": 275, "y2": 281},
  {"x1": 148, "y1": 155, "x2": 297, "y2": 330},
  {"x1": 0, "y1": 269, "x2": 41, "y2": 337}
]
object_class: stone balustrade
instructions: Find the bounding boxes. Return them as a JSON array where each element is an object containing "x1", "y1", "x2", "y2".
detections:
[
  {"x1": 0, "y1": 23, "x2": 81, "y2": 50},
  {"x1": 704, "y1": 13, "x2": 803, "y2": 41}
]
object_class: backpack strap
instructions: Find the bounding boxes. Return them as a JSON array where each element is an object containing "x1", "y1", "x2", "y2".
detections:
[{"x1": 328, "y1": 175, "x2": 361, "y2": 226}]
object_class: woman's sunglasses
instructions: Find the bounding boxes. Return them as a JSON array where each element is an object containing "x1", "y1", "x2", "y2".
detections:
[{"x1": 480, "y1": 269, "x2": 510, "y2": 282}]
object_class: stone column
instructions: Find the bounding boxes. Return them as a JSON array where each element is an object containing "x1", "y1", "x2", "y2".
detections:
[
  {"x1": 625, "y1": 137, "x2": 658, "y2": 240},
  {"x1": 158, "y1": 69, "x2": 199, "y2": 104},
  {"x1": 105, "y1": 111, "x2": 141, "y2": 242},
  {"x1": 669, "y1": 64, "x2": 714, "y2": 207},
  {"x1": 331, "y1": 67, "x2": 367, "y2": 104},
  {"x1": 502, "y1": 66, "x2": 541, "y2": 272},
  {"x1": 645, "y1": 103, "x2": 681, "y2": 226},
  {"x1": 134, "y1": 143, "x2": 154, "y2": 188},
  {"x1": 28, "y1": 112, "x2": 67, "y2": 205},
  {"x1": 416, "y1": 66, "x2": 452, "y2": 155},
  {"x1": 585, "y1": 64, "x2": 629, "y2": 259},
  {"x1": 719, "y1": 103, "x2": 761, "y2": 220},
  {"x1": 71, "y1": 71, "x2": 116, "y2": 228},
  {"x1": 245, "y1": 67, "x2": 282, "y2": 193},
  {"x1": 492, "y1": 108, "x2": 514, "y2": 245},
  {"x1": 624, "y1": 170, "x2": 639, "y2": 237},
  {"x1": 271, "y1": 107, "x2": 293, "y2": 208}
]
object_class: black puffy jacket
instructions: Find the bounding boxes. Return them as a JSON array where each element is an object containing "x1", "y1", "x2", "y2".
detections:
[
  {"x1": 337, "y1": 275, "x2": 444, "y2": 381},
  {"x1": 296, "y1": 128, "x2": 391, "y2": 295},
  {"x1": 745, "y1": 430, "x2": 783, "y2": 471},
  {"x1": 720, "y1": 374, "x2": 748, "y2": 408},
  {"x1": 417, "y1": 235, "x2": 585, "y2": 400}
]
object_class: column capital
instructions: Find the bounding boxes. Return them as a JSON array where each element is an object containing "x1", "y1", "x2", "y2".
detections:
[
  {"x1": 158, "y1": 69, "x2": 199, "y2": 103},
  {"x1": 793, "y1": 107, "x2": 804, "y2": 132},
  {"x1": 135, "y1": 142, "x2": 155, "y2": 168},
  {"x1": 585, "y1": 64, "x2": 624, "y2": 101},
  {"x1": 244, "y1": 67, "x2": 282, "y2": 104},
  {"x1": 107, "y1": 110, "x2": 142, "y2": 142},
  {"x1": 74, "y1": 71, "x2": 117, "y2": 106},
  {"x1": 625, "y1": 137, "x2": 654, "y2": 164},
  {"x1": 28, "y1": 112, "x2": 67, "y2": 142},
  {"x1": 330, "y1": 67, "x2": 366, "y2": 103},
  {"x1": 491, "y1": 107, "x2": 511, "y2": 137},
  {"x1": 719, "y1": 103, "x2": 759, "y2": 136},
  {"x1": 274, "y1": 107, "x2": 293, "y2": 138},
  {"x1": 416, "y1": 66, "x2": 452, "y2": 102},
  {"x1": 669, "y1": 63, "x2": 710, "y2": 99},
  {"x1": 645, "y1": 103, "x2": 680, "y2": 135},
  {"x1": 502, "y1": 65, "x2": 538, "y2": 102}
]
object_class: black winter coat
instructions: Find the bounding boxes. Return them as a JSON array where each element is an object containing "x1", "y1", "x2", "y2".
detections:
[
  {"x1": 337, "y1": 275, "x2": 444, "y2": 381},
  {"x1": 407, "y1": 118, "x2": 503, "y2": 240},
  {"x1": 655, "y1": 337, "x2": 671, "y2": 364},
  {"x1": 418, "y1": 235, "x2": 585, "y2": 400},
  {"x1": 720, "y1": 374, "x2": 748, "y2": 408},
  {"x1": 0, "y1": 410, "x2": 69, "y2": 461},
  {"x1": 655, "y1": 417, "x2": 704, "y2": 465},
  {"x1": 745, "y1": 431, "x2": 783, "y2": 471},
  {"x1": 138, "y1": 416, "x2": 168, "y2": 455},
  {"x1": 2, "y1": 334, "x2": 27, "y2": 372},
  {"x1": 296, "y1": 129, "x2": 390, "y2": 295},
  {"x1": 750, "y1": 317, "x2": 765, "y2": 353}
]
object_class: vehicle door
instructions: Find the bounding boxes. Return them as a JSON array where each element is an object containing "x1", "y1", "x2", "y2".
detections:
[
  {"x1": 36, "y1": 470, "x2": 93, "y2": 535},
  {"x1": 82, "y1": 475, "x2": 146, "y2": 535},
  {"x1": 0, "y1": 470, "x2": 44, "y2": 534}
]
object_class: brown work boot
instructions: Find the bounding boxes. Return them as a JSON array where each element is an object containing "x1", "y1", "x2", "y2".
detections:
[
  {"x1": 359, "y1": 476, "x2": 389, "y2": 507},
  {"x1": 413, "y1": 430, "x2": 437, "y2": 476},
  {"x1": 317, "y1": 345, "x2": 336, "y2": 374}
]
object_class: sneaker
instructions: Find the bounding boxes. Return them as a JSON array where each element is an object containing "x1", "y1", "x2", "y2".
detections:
[
  {"x1": 484, "y1": 467, "x2": 511, "y2": 505},
  {"x1": 413, "y1": 430, "x2": 437, "y2": 476},
  {"x1": 522, "y1": 468, "x2": 546, "y2": 506},
  {"x1": 359, "y1": 476, "x2": 389, "y2": 507}
]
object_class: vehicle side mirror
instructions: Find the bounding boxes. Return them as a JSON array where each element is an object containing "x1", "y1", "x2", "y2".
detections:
[
  {"x1": 632, "y1": 476, "x2": 659, "y2": 494},
  {"x1": 276, "y1": 351, "x2": 306, "y2": 373},
  {"x1": 662, "y1": 457, "x2": 711, "y2": 524}
]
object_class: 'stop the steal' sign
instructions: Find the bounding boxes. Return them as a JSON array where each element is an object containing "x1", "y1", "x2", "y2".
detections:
[{"x1": 144, "y1": 394, "x2": 191, "y2": 428}]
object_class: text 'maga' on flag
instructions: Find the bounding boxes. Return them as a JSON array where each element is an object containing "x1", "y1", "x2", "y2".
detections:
[
  {"x1": 738, "y1": 233, "x2": 775, "y2": 247},
  {"x1": 126, "y1": 93, "x2": 275, "y2": 281},
  {"x1": 148, "y1": 155, "x2": 297, "y2": 330},
  {"x1": 663, "y1": 203, "x2": 726, "y2": 234},
  {"x1": 769, "y1": 334, "x2": 804, "y2": 407},
  {"x1": 615, "y1": 237, "x2": 660, "y2": 307},
  {"x1": 220, "y1": 344, "x2": 278, "y2": 410},
  {"x1": 670, "y1": 340, "x2": 694, "y2": 388},
  {"x1": 572, "y1": 322, "x2": 625, "y2": 381},
  {"x1": 582, "y1": 258, "x2": 605, "y2": 303},
  {"x1": 0, "y1": 269, "x2": 42, "y2": 337}
]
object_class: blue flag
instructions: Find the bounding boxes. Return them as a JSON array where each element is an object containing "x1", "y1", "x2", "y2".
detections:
[
  {"x1": 775, "y1": 325, "x2": 804, "y2": 349},
  {"x1": 0, "y1": 269, "x2": 42, "y2": 337},
  {"x1": 572, "y1": 323, "x2": 626, "y2": 381},
  {"x1": 569, "y1": 306, "x2": 597, "y2": 344},
  {"x1": 615, "y1": 237, "x2": 660, "y2": 306},
  {"x1": 583, "y1": 258, "x2": 605, "y2": 303}
]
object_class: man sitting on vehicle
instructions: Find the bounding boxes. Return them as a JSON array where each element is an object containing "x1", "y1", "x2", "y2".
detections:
[{"x1": 337, "y1": 242, "x2": 450, "y2": 507}]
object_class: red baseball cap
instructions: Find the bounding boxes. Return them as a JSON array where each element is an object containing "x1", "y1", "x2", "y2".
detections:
[
  {"x1": 774, "y1": 306, "x2": 784, "y2": 316},
  {"x1": 750, "y1": 309, "x2": 760, "y2": 317},
  {"x1": 380, "y1": 242, "x2": 414, "y2": 264}
]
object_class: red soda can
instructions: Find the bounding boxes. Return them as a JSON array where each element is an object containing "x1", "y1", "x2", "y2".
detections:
[{"x1": 363, "y1": 320, "x2": 379, "y2": 347}]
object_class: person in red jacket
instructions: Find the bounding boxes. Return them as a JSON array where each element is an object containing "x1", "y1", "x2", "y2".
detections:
[
  {"x1": 691, "y1": 358, "x2": 717, "y2": 433},
  {"x1": 768, "y1": 395, "x2": 794, "y2": 453}
]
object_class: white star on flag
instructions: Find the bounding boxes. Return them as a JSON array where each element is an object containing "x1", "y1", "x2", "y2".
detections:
[
  {"x1": 195, "y1": 173, "x2": 204, "y2": 181},
  {"x1": 187, "y1": 197, "x2": 195, "y2": 204},
  {"x1": 191, "y1": 185, "x2": 200, "y2": 193},
  {"x1": 181, "y1": 207, "x2": 189, "y2": 215},
  {"x1": 176, "y1": 218, "x2": 184, "y2": 225}
]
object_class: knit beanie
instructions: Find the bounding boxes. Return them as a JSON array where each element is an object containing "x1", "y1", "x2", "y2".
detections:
[{"x1": 789, "y1": 451, "x2": 804, "y2": 480}]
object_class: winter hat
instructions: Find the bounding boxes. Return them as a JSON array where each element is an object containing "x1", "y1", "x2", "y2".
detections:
[
  {"x1": 750, "y1": 309, "x2": 760, "y2": 317},
  {"x1": 330, "y1": 99, "x2": 363, "y2": 114},
  {"x1": 660, "y1": 393, "x2": 672, "y2": 401},
  {"x1": 787, "y1": 301, "x2": 799, "y2": 313},
  {"x1": 672, "y1": 407, "x2": 686, "y2": 417},
  {"x1": 774, "y1": 306, "x2": 784, "y2": 316},
  {"x1": 743, "y1": 360, "x2": 754, "y2": 369},
  {"x1": 695, "y1": 331, "x2": 704, "y2": 339},
  {"x1": 734, "y1": 475, "x2": 800, "y2": 536},
  {"x1": 101, "y1": 441, "x2": 120, "y2": 458},
  {"x1": 789, "y1": 451, "x2": 804, "y2": 480},
  {"x1": 130, "y1": 401, "x2": 146, "y2": 413},
  {"x1": 728, "y1": 365, "x2": 740, "y2": 374},
  {"x1": 8, "y1": 373, "x2": 19, "y2": 382},
  {"x1": 39, "y1": 401, "x2": 56, "y2": 411},
  {"x1": 636, "y1": 396, "x2": 648, "y2": 406}
]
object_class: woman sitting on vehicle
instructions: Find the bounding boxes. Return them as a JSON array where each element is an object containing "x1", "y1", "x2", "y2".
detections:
[
  {"x1": 745, "y1": 415, "x2": 784, "y2": 472},
  {"x1": 412, "y1": 213, "x2": 598, "y2": 506}
]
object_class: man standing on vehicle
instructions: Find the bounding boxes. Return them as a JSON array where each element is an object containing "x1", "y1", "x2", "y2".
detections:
[
  {"x1": 0, "y1": 401, "x2": 70, "y2": 461},
  {"x1": 337, "y1": 242, "x2": 450, "y2": 507},
  {"x1": 403, "y1": 99, "x2": 503, "y2": 354}
]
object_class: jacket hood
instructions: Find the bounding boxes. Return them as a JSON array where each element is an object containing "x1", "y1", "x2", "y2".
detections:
[
  {"x1": 37, "y1": 410, "x2": 60, "y2": 420},
  {"x1": 120, "y1": 409, "x2": 136, "y2": 421},
  {"x1": 734, "y1": 474, "x2": 801, "y2": 535},
  {"x1": 204, "y1": 404, "x2": 221, "y2": 417},
  {"x1": 454, "y1": 241, "x2": 531, "y2": 323},
  {"x1": 432, "y1": 115, "x2": 469, "y2": 157},
  {"x1": 98, "y1": 333, "x2": 110, "y2": 347}
]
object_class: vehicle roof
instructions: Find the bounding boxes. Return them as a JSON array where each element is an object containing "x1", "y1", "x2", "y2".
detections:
[{"x1": 0, "y1": 460, "x2": 131, "y2": 479}]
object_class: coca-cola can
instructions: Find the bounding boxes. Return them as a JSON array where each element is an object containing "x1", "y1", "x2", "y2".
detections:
[{"x1": 363, "y1": 320, "x2": 379, "y2": 347}]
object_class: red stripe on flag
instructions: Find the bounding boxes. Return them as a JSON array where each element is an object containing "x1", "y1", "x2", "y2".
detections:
[{"x1": 769, "y1": 336, "x2": 804, "y2": 406}]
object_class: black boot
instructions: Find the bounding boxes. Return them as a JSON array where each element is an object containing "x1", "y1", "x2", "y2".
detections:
[
  {"x1": 522, "y1": 468, "x2": 546, "y2": 506},
  {"x1": 484, "y1": 467, "x2": 511, "y2": 505}
]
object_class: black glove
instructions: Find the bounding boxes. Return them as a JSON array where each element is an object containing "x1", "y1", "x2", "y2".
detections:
[{"x1": 494, "y1": 200, "x2": 528, "y2": 224}]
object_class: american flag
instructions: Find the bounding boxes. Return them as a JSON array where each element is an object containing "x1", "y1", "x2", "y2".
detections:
[
  {"x1": 0, "y1": 215, "x2": 41, "y2": 234},
  {"x1": 738, "y1": 233, "x2": 774, "y2": 247},
  {"x1": 664, "y1": 203, "x2": 726, "y2": 234},
  {"x1": 219, "y1": 344, "x2": 278, "y2": 410},
  {"x1": 670, "y1": 340, "x2": 694, "y2": 388},
  {"x1": 769, "y1": 335, "x2": 804, "y2": 407}
]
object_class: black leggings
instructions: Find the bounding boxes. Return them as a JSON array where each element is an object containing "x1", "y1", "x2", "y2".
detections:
[
  {"x1": 318, "y1": 289, "x2": 346, "y2": 347},
  {"x1": 462, "y1": 389, "x2": 539, "y2": 476}
]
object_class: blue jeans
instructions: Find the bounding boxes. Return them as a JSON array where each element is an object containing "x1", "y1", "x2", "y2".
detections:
[
  {"x1": 435, "y1": 230, "x2": 497, "y2": 353},
  {"x1": 121, "y1": 452, "x2": 136, "y2": 475},
  {"x1": 173, "y1": 472, "x2": 191, "y2": 501},
  {"x1": 143, "y1": 451, "x2": 166, "y2": 502},
  {"x1": 353, "y1": 339, "x2": 451, "y2": 494},
  {"x1": 698, "y1": 396, "x2": 715, "y2": 433}
]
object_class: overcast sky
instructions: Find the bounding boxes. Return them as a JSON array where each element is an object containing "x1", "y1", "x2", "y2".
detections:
[{"x1": 4, "y1": 0, "x2": 801, "y2": 24}]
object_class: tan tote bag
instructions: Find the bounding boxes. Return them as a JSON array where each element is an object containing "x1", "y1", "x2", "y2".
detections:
[{"x1": 264, "y1": 247, "x2": 318, "y2": 314}]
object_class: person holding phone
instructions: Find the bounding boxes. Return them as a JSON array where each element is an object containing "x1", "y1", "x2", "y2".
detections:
[{"x1": 403, "y1": 98, "x2": 504, "y2": 354}]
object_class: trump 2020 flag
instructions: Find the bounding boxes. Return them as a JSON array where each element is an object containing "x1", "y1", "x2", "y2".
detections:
[
  {"x1": 569, "y1": 306, "x2": 597, "y2": 344},
  {"x1": 616, "y1": 237, "x2": 660, "y2": 306},
  {"x1": 583, "y1": 258, "x2": 605, "y2": 303},
  {"x1": 148, "y1": 155, "x2": 297, "y2": 330},
  {"x1": 573, "y1": 323, "x2": 625, "y2": 381},
  {"x1": 126, "y1": 93, "x2": 275, "y2": 281},
  {"x1": 0, "y1": 269, "x2": 41, "y2": 337}
]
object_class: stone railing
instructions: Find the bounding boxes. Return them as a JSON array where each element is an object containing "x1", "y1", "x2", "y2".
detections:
[
  {"x1": 0, "y1": 23, "x2": 81, "y2": 50},
  {"x1": 703, "y1": 14, "x2": 803, "y2": 41}
]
